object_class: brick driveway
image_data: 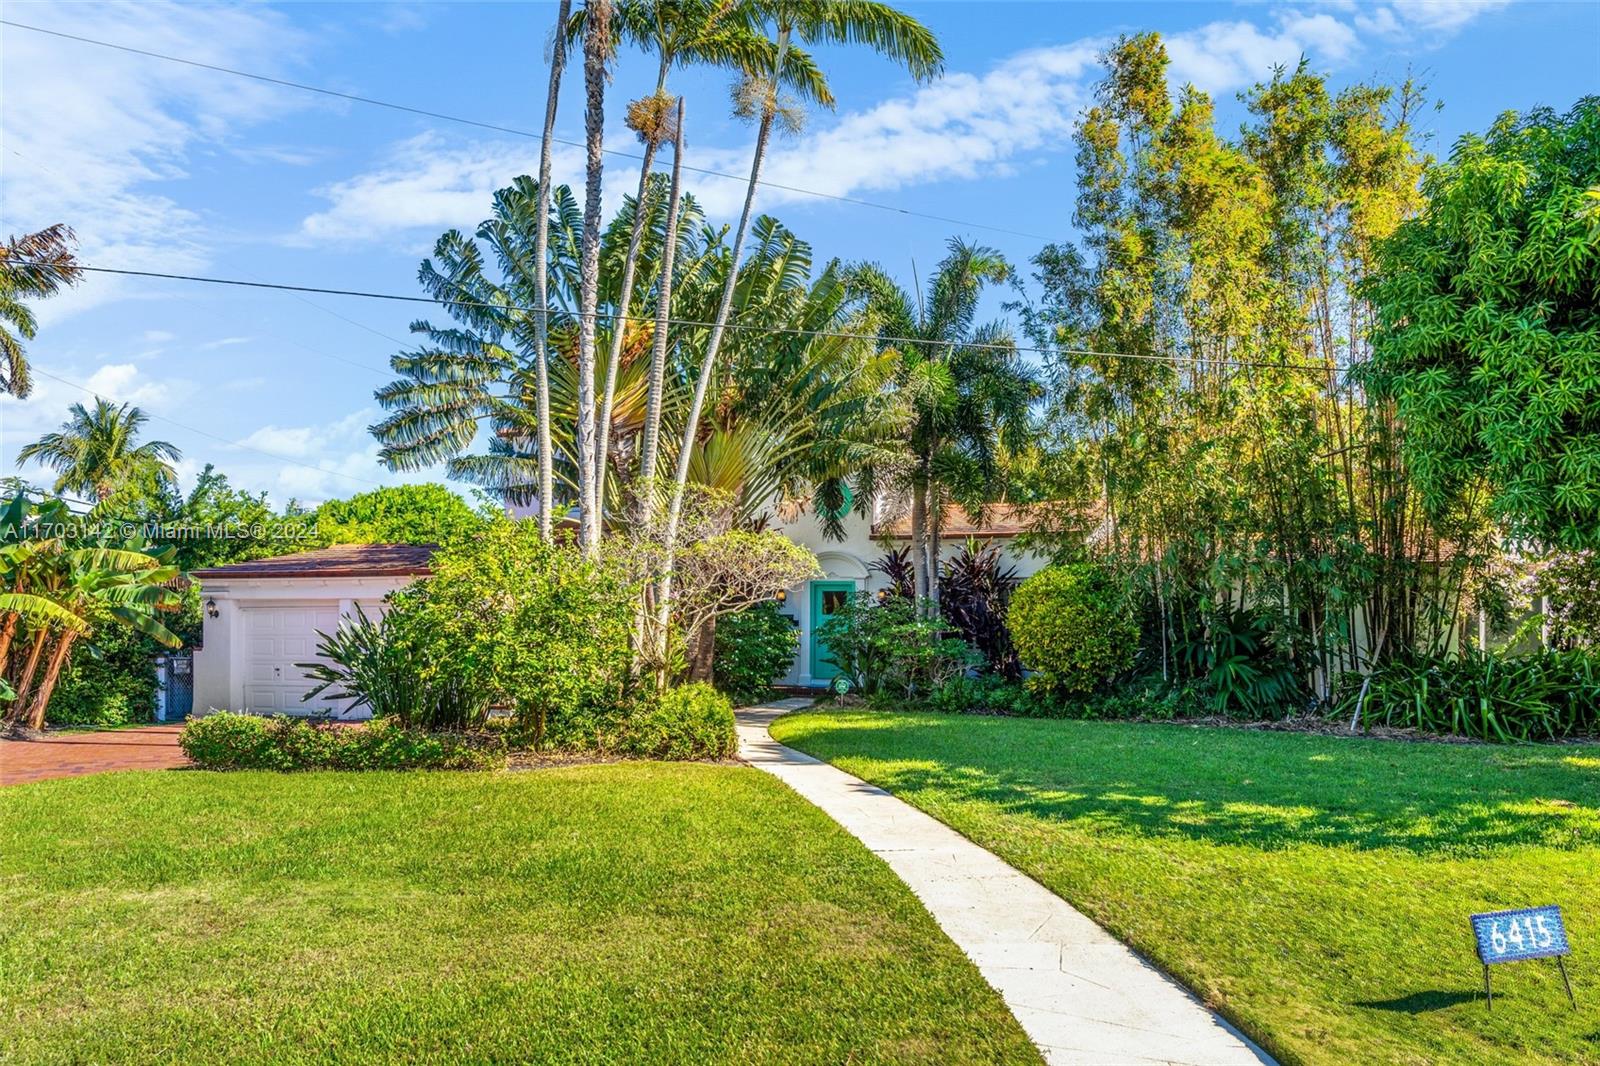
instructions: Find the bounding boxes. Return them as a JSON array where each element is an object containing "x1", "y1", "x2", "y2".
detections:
[{"x1": 1, "y1": 725, "x2": 190, "y2": 786}]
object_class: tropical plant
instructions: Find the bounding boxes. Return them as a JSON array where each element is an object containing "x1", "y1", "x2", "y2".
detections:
[
  {"x1": 298, "y1": 605, "x2": 490, "y2": 730},
  {"x1": 940, "y1": 539, "x2": 1021, "y2": 679},
  {"x1": 386, "y1": 520, "x2": 634, "y2": 747},
  {"x1": 869, "y1": 546, "x2": 915, "y2": 599},
  {"x1": 620, "y1": 680, "x2": 736, "y2": 759},
  {"x1": 712, "y1": 599, "x2": 798, "y2": 704},
  {"x1": 0, "y1": 224, "x2": 82, "y2": 398},
  {"x1": 0, "y1": 492, "x2": 182, "y2": 730},
  {"x1": 849, "y1": 240, "x2": 1040, "y2": 612},
  {"x1": 17, "y1": 399, "x2": 181, "y2": 504},
  {"x1": 651, "y1": 0, "x2": 943, "y2": 661},
  {"x1": 531, "y1": 0, "x2": 573, "y2": 541},
  {"x1": 1361, "y1": 97, "x2": 1600, "y2": 549},
  {"x1": 817, "y1": 593, "x2": 974, "y2": 699},
  {"x1": 1009, "y1": 565, "x2": 1137, "y2": 697},
  {"x1": 1183, "y1": 605, "x2": 1302, "y2": 719}
]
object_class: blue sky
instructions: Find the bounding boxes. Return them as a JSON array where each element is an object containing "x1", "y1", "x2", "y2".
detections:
[{"x1": 2, "y1": 0, "x2": 1596, "y2": 505}]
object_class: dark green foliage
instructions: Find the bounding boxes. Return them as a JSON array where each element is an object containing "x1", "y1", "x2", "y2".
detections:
[
  {"x1": 1183, "y1": 606, "x2": 1303, "y2": 718},
  {"x1": 178, "y1": 713, "x2": 505, "y2": 771},
  {"x1": 926, "y1": 673, "x2": 1207, "y2": 721},
  {"x1": 312, "y1": 483, "x2": 488, "y2": 548},
  {"x1": 1362, "y1": 98, "x2": 1600, "y2": 548},
  {"x1": 818, "y1": 594, "x2": 975, "y2": 700},
  {"x1": 621, "y1": 682, "x2": 737, "y2": 760},
  {"x1": 712, "y1": 601, "x2": 798, "y2": 705},
  {"x1": 46, "y1": 617, "x2": 157, "y2": 727},
  {"x1": 940, "y1": 539, "x2": 1021, "y2": 678},
  {"x1": 1342, "y1": 649, "x2": 1600, "y2": 742},
  {"x1": 1008, "y1": 565, "x2": 1137, "y2": 695},
  {"x1": 390, "y1": 521, "x2": 634, "y2": 747},
  {"x1": 299, "y1": 605, "x2": 489, "y2": 731}
]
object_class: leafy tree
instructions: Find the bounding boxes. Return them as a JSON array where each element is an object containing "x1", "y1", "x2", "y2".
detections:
[
  {"x1": 1362, "y1": 98, "x2": 1600, "y2": 549},
  {"x1": 17, "y1": 399, "x2": 181, "y2": 505},
  {"x1": 313, "y1": 484, "x2": 489, "y2": 548},
  {"x1": 0, "y1": 224, "x2": 81, "y2": 398}
]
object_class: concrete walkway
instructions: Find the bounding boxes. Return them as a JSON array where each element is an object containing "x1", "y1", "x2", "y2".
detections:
[{"x1": 737, "y1": 700, "x2": 1273, "y2": 1066}]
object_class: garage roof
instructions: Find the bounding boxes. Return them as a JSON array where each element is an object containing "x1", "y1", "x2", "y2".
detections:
[{"x1": 190, "y1": 543, "x2": 438, "y2": 579}]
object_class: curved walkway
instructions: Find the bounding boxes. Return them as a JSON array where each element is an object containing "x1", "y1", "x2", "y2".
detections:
[{"x1": 737, "y1": 700, "x2": 1273, "y2": 1066}]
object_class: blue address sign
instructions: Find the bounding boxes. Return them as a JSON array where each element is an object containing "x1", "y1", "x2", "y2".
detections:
[{"x1": 1471, "y1": 905, "x2": 1571, "y2": 964}]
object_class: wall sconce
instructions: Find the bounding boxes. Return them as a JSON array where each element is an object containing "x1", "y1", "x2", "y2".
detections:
[
  {"x1": 875, "y1": 588, "x2": 889, "y2": 604},
  {"x1": 205, "y1": 598, "x2": 219, "y2": 619},
  {"x1": 774, "y1": 588, "x2": 787, "y2": 606}
]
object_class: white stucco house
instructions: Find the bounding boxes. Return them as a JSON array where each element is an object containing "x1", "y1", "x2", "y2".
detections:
[
  {"x1": 191, "y1": 544, "x2": 434, "y2": 718},
  {"x1": 190, "y1": 503, "x2": 1046, "y2": 713}
]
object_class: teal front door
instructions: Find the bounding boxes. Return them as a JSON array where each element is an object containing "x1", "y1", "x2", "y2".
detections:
[{"x1": 809, "y1": 580, "x2": 856, "y2": 682}]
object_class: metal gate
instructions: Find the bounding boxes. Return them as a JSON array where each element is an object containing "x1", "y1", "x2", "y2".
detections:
[{"x1": 156, "y1": 653, "x2": 194, "y2": 721}]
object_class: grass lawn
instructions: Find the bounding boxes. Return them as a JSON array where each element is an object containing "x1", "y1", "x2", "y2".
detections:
[
  {"x1": 771, "y1": 711, "x2": 1600, "y2": 1066},
  {"x1": 0, "y1": 764, "x2": 1038, "y2": 1065}
]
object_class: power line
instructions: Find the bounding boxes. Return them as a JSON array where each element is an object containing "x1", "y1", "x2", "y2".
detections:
[
  {"x1": 25, "y1": 366, "x2": 390, "y2": 489},
  {"x1": 0, "y1": 18, "x2": 1055, "y2": 243},
  {"x1": 14, "y1": 261, "x2": 1347, "y2": 373}
]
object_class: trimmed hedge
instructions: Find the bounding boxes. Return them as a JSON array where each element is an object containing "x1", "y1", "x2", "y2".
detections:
[
  {"x1": 180, "y1": 713, "x2": 506, "y2": 771},
  {"x1": 1009, "y1": 565, "x2": 1138, "y2": 696},
  {"x1": 622, "y1": 683, "x2": 737, "y2": 761}
]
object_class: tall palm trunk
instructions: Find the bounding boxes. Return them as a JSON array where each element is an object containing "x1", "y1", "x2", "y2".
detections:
[
  {"x1": 637, "y1": 98, "x2": 686, "y2": 505},
  {"x1": 596, "y1": 55, "x2": 674, "y2": 510},
  {"x1": 925, "y1": 479, "x2": 942, "y2": 614},
  {"x1": 574, "y1": 0, "x2": 611, "y2": 556},
  {"x1": 909, "y1": 482, "x2": 929, "y2": 610},
  {"x1": 24, "y1": 629, "x2": 76, "y2": 730},
  {"x1": 653, "y1": 27, "x2": 791, "y2": 667},
  {"x1": 532, "y1": 0, "x2": 572, "y2": 541}
]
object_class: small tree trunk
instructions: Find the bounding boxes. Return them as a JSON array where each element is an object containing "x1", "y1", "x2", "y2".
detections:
[
  {"x1": 637, "y1": 98, "x2": 686, "y2": 506},
  {"x1": 532, "y1": 0, "x2": 572, "y2": 541},
  {"x1": 25, "y1": 629, "x2": 77, "y2": 730},
  {"x1": 687, "y1": 616, "x2": 718, "y2": 683},
  {"x1": 653, "y1": 28, "x2": 790, "y2": 672},
  {"x1": 10, "y1": 630, "x2": 51, "y2": 719},
  {"x1": 574, "y1": 0, "x2": 611, "y2": 556},
  {"x1": 925, "y1": 481, "x2": 942, "y2": 615},
  {"x1": 0, "y1": 611, "x2": 18, "y2": 669},
  {"x1": 909, "y1": 484, "x2": 929, "y2": 613}
]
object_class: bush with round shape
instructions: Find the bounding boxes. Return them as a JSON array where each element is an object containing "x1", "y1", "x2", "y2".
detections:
[
  {"x1": 712, "y1": 601, "x2": 798, "y2": 705},
  {"x1": 623, "y1": 682, "x2": 736, "y2": 761},
  {"x1": 1009, "y1": 565, "x2": 1138, "y2": 696}
]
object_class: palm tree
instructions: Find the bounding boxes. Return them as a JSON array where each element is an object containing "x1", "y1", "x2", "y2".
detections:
[
  {"x1": 532, "y1": 0, "x2": 573, "y2": 541},
  {"x1": 652, "y1": 0, "x2": 943, "y2": 656},
  {"x1": 593, "y1": 0, "x2": 831, "y2": 506},
  {"x1": 573, "y1": 0, "x2": 614, "y2": 556},
  {"x1": 17, "y1": 399, "x2": 182, "y2": 504},
  {"x1": 849, "y1": 239, "x2": 1040, "y2": 612},
  {"x1": 1, "y1": 224, "x2": 82, "y2": 398}
]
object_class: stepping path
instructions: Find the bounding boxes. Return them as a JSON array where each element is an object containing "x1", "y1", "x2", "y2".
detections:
[
  {"x1": 737, "y1": 700, "x2": 1273, "y2": 1066},
  {"x1": 1, "y1": 725, "x2": 189, "y2": 786}
]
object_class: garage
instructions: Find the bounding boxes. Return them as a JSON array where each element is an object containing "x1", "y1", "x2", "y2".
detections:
[{"x1": 191, "y1": 544, "x2": 436, "y2": 718}]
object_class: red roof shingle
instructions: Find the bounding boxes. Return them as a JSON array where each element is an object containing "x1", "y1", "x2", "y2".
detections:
[{"x1": 190, "y1": 543, "x2": 437, "y2": 579}]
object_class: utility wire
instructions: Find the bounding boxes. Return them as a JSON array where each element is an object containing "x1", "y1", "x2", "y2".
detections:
[
  {"x1": 0, "y1": 18, "x2": 1055, "y2": 243},
  {"x1": 25, "y1": 366, "x2": 390, "y2": 489},
  {"x1": 12, "y1": 261, "x2": 1348, "y2": 374}
]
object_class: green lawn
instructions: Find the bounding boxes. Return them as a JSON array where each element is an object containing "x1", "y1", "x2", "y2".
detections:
[
  {"x1": 0, "y1": 764, "x2": 1038, "y2": 1065},
  {"x1": 771, "y1": 711, "x2": 1600, "y2": 1066}
]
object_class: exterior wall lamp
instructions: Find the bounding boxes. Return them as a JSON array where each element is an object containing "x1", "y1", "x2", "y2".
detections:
[
  {"x1": 875, "y1": 588, "x2": 889, "y2": 604},
  {"x1": 205, "y1": 598, "x2": 219, "y2": 619},
  {"x1": 774, "y1": 588, "x2": 787, "y2": 606}
]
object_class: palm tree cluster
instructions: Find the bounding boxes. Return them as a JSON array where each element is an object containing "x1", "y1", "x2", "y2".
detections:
[
  {"x1": 0, "y1": 493, "x2": 181, "y2": 730},
  {"x1": 18, "y1": 399, "x2": 182, "y2": 506},
  {"x1": 373, "y1": 0, "x2": 945, "y2": 669}
]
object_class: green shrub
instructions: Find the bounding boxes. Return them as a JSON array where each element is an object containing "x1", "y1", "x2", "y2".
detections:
[
  {"x1": 1340, "y1": 649, "x2": 1600, "y2": 742},
  {"x1": 180, "y1": 713, "x2": 505, "y2": 771},
  {"x1": 622, "y1": 682, "x2": 737, "y2": 761},
  {"x1": 391, "y1": 521, "x2": 635, "y2": 747},
  {"x1": 46, "y1": 620, "x2": 158, "y2": 727},
  {"x1": 1009, "y1": 566, "x2": 1138, "y2": 696},
  {"x1": 300, "y1": 604, "x2": 489, "y2": 730},
  {"x1": 712, "y1": 601, "x2": 798, "y2": 705},
  {"x1": 818, "y1": 595, "x2": 976, "y2": 699}
]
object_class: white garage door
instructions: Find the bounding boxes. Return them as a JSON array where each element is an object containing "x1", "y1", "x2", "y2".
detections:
[{"x1": 242, "y1": 606, "x2": 350, "y2": 715}]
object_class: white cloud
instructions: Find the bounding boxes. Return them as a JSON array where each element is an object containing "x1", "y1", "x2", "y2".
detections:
[
  {"x1": 295, "y1": 132, "x2": 588, "y2": 245},
  {"x1": 196, "y1": 336, "x2": 253, "y2": 351},
  {"x1": 142, "y1": 329, "x2": 176, "y2": 343},
  {"x1": 1389, "y1": 0, "x2": 1514, "y2": 32},
  {"x1": 0, "y1": 1, "x2": 312, "y2": 320}
]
